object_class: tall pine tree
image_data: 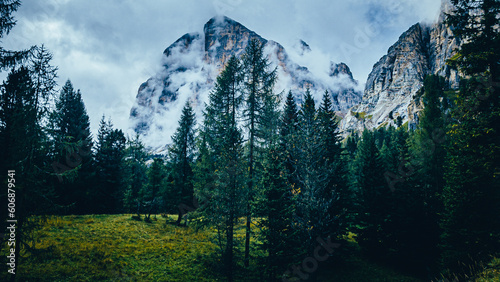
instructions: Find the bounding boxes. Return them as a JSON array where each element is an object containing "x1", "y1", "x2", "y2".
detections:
[
  {"x1": 241, "y1": 38, "x2": 278, "y2": 266},
  {"x1": 94, "y1": 116, "x2": 126, "y2": 214},
  {"x1": 166, "y1": 101, "x2": 197, "y2": 225},
  {"x1": 197, "y1": 56, "x2": 245, "y2": 282},
  {"x1": 51, "y1": 80, "x2": 93, "y2": 213}
]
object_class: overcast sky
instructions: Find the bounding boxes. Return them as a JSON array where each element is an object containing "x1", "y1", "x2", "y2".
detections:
[{"x1": 2, "y1": 0, "x2": 443, "y2": 137}]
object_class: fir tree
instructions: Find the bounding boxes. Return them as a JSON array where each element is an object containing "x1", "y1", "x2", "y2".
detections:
[
  {"x1": 352, "y1": 129, "x2": 393, "y2": 257},
  {"x1": 279, "y1": 90, "x2": 299, "y2": 189},
  {"x1": 50, "y1": 80, "x2": 93, "y2": 213},
  {"x1": 144, "y1": 158, "x2": 165, "y2": 221},
  {"x1": 197, "y1": 56, "x2": 245, "y2": 282},
  {"x1": 0, "y1": 65, "x2": 55, "y2": 280},
  {"x1": 94, "y1": 116, "x2": 126, "y2": 214},
  {"x1": 0, "y1": 0, "x2": 33, "y2": 69},
  {"x1": 241, "y1": 38, "x2": 278, "y2": 266},
  {"x1": 167, "y1": 101, "x2": 197, "y2": 225},
  {"x1": 123, "y1": 134, "x2": 148, "y2": 217},
  {"x1": 317, "y1": 90, "x2": 349, "y2": 236},
  {"x1": 256, "y1": 144, "x2": 298, "y2": 281}
]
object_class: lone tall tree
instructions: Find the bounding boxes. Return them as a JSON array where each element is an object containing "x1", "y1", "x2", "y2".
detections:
[{"x1": 241, "y1": 38, "x2": 277, "y2": 267}]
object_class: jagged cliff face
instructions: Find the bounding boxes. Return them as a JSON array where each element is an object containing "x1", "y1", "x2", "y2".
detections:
[
  {"x1": 131, "y1": 16, "x2": 361, "y2": 147},
  {"x1": 339, "y1": 11, "x2": 460, "y2": 134}
]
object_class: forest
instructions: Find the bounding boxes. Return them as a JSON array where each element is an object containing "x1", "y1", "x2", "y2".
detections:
[{"x1": 0, "y1": 0, "x2": 499, "y2": 281}]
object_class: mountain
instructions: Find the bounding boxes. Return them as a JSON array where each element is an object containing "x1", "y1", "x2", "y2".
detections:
[
  {"x1": 129, "y1": 16, "x2": 361, "y2": 147},
  {"x1": 339, "y1": 3, "x2": 460, "y2": 134}
]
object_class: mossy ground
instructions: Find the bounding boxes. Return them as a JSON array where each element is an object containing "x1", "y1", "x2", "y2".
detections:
[{"x1": 0, "y1": 215, "x2": 497, "y2": 281}]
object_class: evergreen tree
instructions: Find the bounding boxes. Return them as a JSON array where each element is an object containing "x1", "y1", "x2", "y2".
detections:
[
  {"x1": 166, "y1": 101, "x2": 197, "y2": 225},
  {"x1": 352, "y1": 129, "x2": 393, "y2": 257},
  {"x1": 0, "y1": 0, "x2": 33, "y2": 69},
  {"x1": 94, "y1": 116, "x2": 126, "y2": 214},
  {"x1": 279, "y1": 90, "x2": 299, "y2": 188},
  {"x1": 50, "y1": 80, "x2": 93, "y2": 213},
  {"x1": 0, "y1": 65, "x2": 55, "y2": 280},
  {"x1": 241, "y1": 38, "x2": 278, "y2": 266},
  {"x1": 256, "y1": 144, "x2": 298, "y2": 281},
  {"x1": 144, "y1": 158, "x2": 165, "y2": 221},
  {"x1": 446, "y1": 0, "x2": 500, "y2": 78},
  {"x1": 197, "y1": 56, "x2": 245, "y2": 281},
  {"x1": 123, "y1": 134, "x2": 148, "y2": 217},
  {"x1": 403, "y1": 75, "x2": 448, "y2": 272},
  {"x1": 317, "y1": 90, "x2": 349, "y2": 235},
  {"x1": 292, "y1": 88, "x2": 341, "y2": 278}
]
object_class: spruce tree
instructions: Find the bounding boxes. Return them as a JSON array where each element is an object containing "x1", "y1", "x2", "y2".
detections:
[
  {"x1": 256, "y1": 144, "x2": 298, "y2": 281},
  {"x1": 144, "y1": 158, "x2": 165, "y2": 221},
  {"x1": 404, "y1": 75, "x2": 448, "y2": 271},
  {"x1": 0, "y1": 65, "x2": 56, "y2": 280},
  {"x1": 352, "y1": 129, "x2": 393, "y2": 257},
  {"x1": 51, "y1": 80, "x2": 93, "y2": 213},
  {"x1": 123, "y1": 134, "x2": 148, "y2": 217},
  {"x1": 0, "y1": 0, "x2": 33, "y2": 69},
  {"x1": 241, "y1": 38, "x2": 278, "y2": 266},
  {"x1": 197, "y1": 56, "x2": 245, "y2": 282},
  {"x1": 279, "y1": 90, "x2": 299, "y2": 189},
  {"x1": 317, "y1": 90, "x2": 349, "y2": 235},
  {"x1": 446, "y1": 0, "x2": 500, "y2": 78},
  {"x1": 94, "y1": 116, "x2": 126, "y2": 214},
  {"x1": 166, "y1": 101, "x2": 196, "y2": 225}
]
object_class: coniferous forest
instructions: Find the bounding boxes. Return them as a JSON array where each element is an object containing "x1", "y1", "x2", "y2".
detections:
[{"x1": 1, "y1": 0, "x2": 499, "y2": 281}]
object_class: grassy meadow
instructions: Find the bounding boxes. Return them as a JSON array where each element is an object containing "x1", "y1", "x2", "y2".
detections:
[{"x1": 1, "y1": 214, "x2": 498, "y2": 281}]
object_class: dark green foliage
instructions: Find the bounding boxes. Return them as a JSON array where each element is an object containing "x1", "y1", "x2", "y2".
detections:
[
  {"x1": 144, "y1": 158, "x2": 165, "y2": 221},
  {"x1": 290, "y1": 88, "x2": 347, "y2": 278},
  {"x1": 440, "y1": 0, "x2": 500, "y2": 274},
  {"x1": 446, "y1": 0, "x2": 500, "y2": 77},
  {"x1": 196, "y1": 55, "x2": 245, "y2": 282},
  {"x1": 279, "y1": 90, "x2": 299, "y2": 188},
  {"x1": 241, "y1": 38, "x2": 278, "y2": 267},
  {"x1": 255, "y1": 145, "x2": 298, "y2": 281},
  {"x1": 123, "y1": 134, "x2": 148, "y2": 216},
  {"x1": 0, "y1": 0, "x2": 33, "y2": 69},
  {"x1": 50, "y1": 80, "x2": 93, "y2": 213},
  {"x1": 440, "y1": 75, "x2": 500, "y2": 272},
  {"x1": 94, "y1": 116, "x2": 126, "y2": 214},
  {"x1": 165, "y1": 102, "x2": 196, "y2": 225},
  {"x1": 317, "y1": 90, "x2": 349, "y2": 236},
  {"x1": 0, "y1": 56, "x2": 57, "y2": 279},
  {"x1": 352, "y1": 130, "x2": 392, "y2": 257}
]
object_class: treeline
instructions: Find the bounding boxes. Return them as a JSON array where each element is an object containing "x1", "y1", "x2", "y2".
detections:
[{"x1": 1, "y1": 0, "x2": 499, "y2": 281}]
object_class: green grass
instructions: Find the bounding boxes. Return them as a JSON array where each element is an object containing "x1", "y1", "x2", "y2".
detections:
[{"x1": 1, "y1": 215, "x2": 498, "y2": 281}]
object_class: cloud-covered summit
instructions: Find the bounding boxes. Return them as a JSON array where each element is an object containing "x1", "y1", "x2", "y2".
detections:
[{"x1": 130, "y1": 15, "x2": 362, "y2": 148}]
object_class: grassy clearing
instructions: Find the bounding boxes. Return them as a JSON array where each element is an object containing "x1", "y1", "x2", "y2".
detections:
[{"x1": 1, "y1": 215, "x2": 497, "y2": 281}]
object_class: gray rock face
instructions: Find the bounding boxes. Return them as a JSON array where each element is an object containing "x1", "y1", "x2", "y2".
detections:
[
  {"x1": 339, "y1": 10, "x2": 460, "y2": 135},
  {"x1": 130, "y1": 16, "x2": 361, "y2": 147}
]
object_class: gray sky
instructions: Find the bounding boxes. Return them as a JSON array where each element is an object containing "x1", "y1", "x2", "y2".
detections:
[{"x1": 2, "y1": 0, "x2": 442, "y2": 137}]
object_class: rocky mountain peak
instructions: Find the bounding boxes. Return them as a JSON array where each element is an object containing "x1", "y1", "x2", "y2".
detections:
[
  {"x1": 330, "y1": 62, "x2": 354, "y2": 80},
  {"x1": 339, "y1": 8, "x2": 460, "y2": 135},
  {"x1": 203, "y1": 16, "x2": 266, "y2": 67}
]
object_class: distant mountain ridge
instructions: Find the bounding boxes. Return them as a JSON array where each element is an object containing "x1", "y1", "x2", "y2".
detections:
[{"x1": 129, "y1": 16, "x2": 362, "y2": 147}]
